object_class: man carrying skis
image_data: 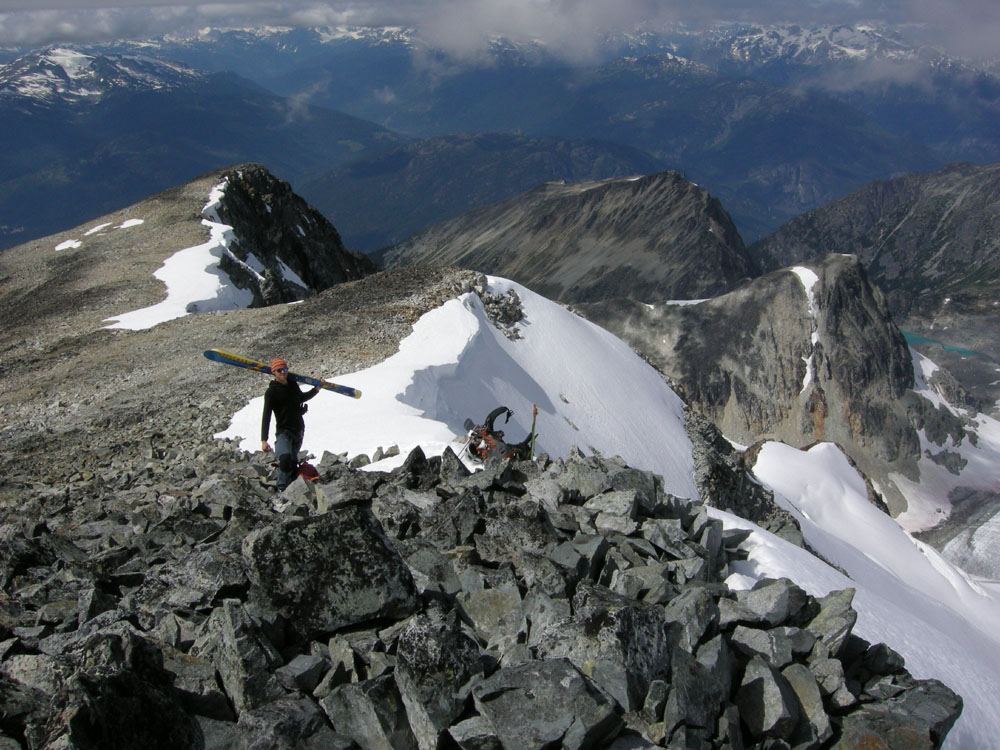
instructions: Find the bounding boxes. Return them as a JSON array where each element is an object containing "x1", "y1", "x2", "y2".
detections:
[{"x1": 261, "y1": 357, "x2": 327, "y2": 491}]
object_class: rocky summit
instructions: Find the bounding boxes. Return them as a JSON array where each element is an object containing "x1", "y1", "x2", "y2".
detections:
[
  {"x1": 379, "y1": 170, "x2": 757, "y2": 304},
  {"x1": 0, "y1": 438, "x2": 961, "y2": 749},
  {"x1": 0, "y1": 163, "x2": 969, "y2": 748}
]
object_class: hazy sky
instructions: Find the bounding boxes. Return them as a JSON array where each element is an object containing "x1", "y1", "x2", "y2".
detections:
[{"x1": 1, "y1": 0, "x2": 998, "y2": 61}]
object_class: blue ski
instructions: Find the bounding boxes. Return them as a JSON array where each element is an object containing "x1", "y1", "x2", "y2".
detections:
[{"x1": 203, "y1": 349, "x2": 361, "y2": 399}]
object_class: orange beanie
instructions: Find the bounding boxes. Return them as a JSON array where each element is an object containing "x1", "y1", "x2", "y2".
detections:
[{"x1": 271, "y1": 357, "x2": 288, "y2": 372}]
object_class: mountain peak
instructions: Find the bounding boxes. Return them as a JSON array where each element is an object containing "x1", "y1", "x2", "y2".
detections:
[
  {"x1": 381, "y1": 169, "x2": 755, "y2": 304},
  {"x1": 0, "y1": 46, "x2": 203, "y2": 107}
]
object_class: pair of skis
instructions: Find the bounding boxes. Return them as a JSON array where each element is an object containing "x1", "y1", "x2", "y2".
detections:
[{"x1": 203, "y1": 349, "x2": 361, "y2": 399}]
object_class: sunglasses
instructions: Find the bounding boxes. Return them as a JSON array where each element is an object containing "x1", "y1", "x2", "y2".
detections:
[{"x1": 274, "y1": 368, "x2": 288, "y2": 373}]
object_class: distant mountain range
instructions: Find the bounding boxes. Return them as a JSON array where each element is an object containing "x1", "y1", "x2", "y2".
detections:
[
  {"x1": 3, "y1": 22, "x2": 998, "y2": 250},
  {"x1": 298, "y1": 133, "x2": 668, "y2": 252},
  {"x1": 0, "y1": 48, "x2": 403, "y2": 248}
]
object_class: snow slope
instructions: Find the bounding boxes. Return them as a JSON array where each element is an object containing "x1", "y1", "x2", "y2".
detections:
[
  {"x1": 216, "y1": 276, "x2": 1000, "y2": 748},
  {"x1": 103, "y1": 181, "x2": 258, "y2": 330},
  {"x1": 747, "y1": 442, "x2": 1000, "y2": 748},
  {"x1": 221, "y1": 278, "x2": 700, "y2": 500}
]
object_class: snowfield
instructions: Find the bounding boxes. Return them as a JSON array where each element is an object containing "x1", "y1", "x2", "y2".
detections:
[
  {"x1": 104, "y1": 181, "x2": 255, "y2": 330},
  {"x1": 216, "y1": 276, "x2": 1000, "y2": 749}
]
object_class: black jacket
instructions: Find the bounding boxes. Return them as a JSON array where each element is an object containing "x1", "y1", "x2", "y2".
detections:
[{"x1": 261, "y1": 379, "x2": 319, "y2": 441}]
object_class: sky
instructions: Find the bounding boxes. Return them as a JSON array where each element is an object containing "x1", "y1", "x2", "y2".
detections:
[{"x1": 1, "y1": 0, "x2": 998, "y2": 61}]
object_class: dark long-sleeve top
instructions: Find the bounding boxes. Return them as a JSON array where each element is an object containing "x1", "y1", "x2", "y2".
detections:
[{"x1": 261, "y1": 379, "x2": 319, "y2": 441}]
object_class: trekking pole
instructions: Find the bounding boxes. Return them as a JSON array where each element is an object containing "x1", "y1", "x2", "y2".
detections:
[{"x1": 529, "y1": 404, "x2": 538, "y2": 460}]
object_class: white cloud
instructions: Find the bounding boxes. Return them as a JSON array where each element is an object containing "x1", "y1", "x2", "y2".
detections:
[{"x1": 0, "y1": 0, "x2": 997, "y2": 61}]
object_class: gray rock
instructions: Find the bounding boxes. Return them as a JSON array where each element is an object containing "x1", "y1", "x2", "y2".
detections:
[
  {"x1": 456, "y1": 584, "x2": 526, "y2": 654},
  {"x1": 535, "y1": 583, "x2": 674, "y2": 711},
  {"x1": 399, "y1": 539, "x2": 464, "y2": 596},
  {"x1": 805, "y1": 588, "x2": 858, "y2": 658},
  {"x1": 524, "y1": 590, "x2": 572, "y2": 647},
  {"x1": 662, "y1": 585, "x2": 720, "y2": 654},
  {"x1": 48, "y1": 631, "x2": 203, "y2": 750},
  {"x1": 663, "y1": 646, "x2": 727, "y2": 735},
  {"x1": 195, "y1": 599, "x2": 285, "y2": 714},
  {"x1": 394, "y1": 609, "x2": 484, "y2": 750},
  {"x1": 242, "y1": 508, "x2": 419, "y2": 639},
  {"x1": 321, "y1": 673, "x2": 418, "y2": 750},
  {"x1": 0, "y1": 653, "x2": 69, "y2": 697},
  {"x1": 781, "y1": 662, "x2": 833, "y2": 746},
  {"x1": 473, "y1": 658, "x2": 623, "y2": 750},
  {"x1": 275, "y1": 653, "x2": 328, "y2": 693},
  {"x1": 237, "y1": 696, "x2": 343, "y2": 750},
  {"x1": 834, "y1": 678, "x2": 962, "y2": 749},
  {"x1": 162, "y1": 646, "x2": 235, "y2": 720},
  {"x1": 729, "y1": 625, "x2": 795, "y2": 668},
  {"x1": 642, "y1": 679, "x2": 669, "y2": 724},
  {"x1": 449, "y1": 715, "x2": 503, "y2": 750},
  {"x1": 735, "y1": 656, "x2": 800, "y2": 740},
  {"x1": 734, "y1": 577, "x2": 810, "y2": 628}
]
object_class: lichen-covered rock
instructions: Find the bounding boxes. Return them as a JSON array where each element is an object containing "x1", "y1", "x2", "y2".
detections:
[
  {"x1": 833, "y1": 678, "x2": 962, "y2": 749},
  {"x1": 242, "y1": 508, "x2": 419, "y2": 640},
  {"x1": 194, "y1": 599, "x2": 285, "y2": 714},
  {"x1": 473, "y1": 658, "x2": 623, "y2": 750},
  {"x1": 321, "y1": 673, "x2": 418, "y2": 750},
  {"x1": 534, "y1": 582, "x2": 674, "y2": 711},
  {"x1": 394, "y1": 608, "x2": 485, "y2": 750}
]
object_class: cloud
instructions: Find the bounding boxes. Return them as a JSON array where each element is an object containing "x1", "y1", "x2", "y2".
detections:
[{"x1": 0, "y1": 0, "x2": 997, "y2": 62}]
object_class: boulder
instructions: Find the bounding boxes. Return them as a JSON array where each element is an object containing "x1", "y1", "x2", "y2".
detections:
[
  {"x1": 321, "y1": 673, "x2": 418, "y2": 750},
  {"x1": 535, "y1": 583, "x2": 674, "y2": 711},
  {"x1": 735, "y1": 656, "x2": 800, "y2": 740},
  {"x1": 806, "y1": 588, "x2": 858, "y2": 658},
  {"x1": 237, "y1": 696, "x2": 344, "y2": 750},
  {"x1": 473, "y1": 658, "x2": 623, "y2": 750},
  {"x1": 242, "y1": 508, "x2": 419, "y2": 640},
  {"x1": 194, "y1": 599, "x2": 285, "y2": 714},
  {"x1": 394, "y1": 608, "x2": 485, "y2": 750},
  {"x1": 734, "y1": 577, "x2": 811, "y2": 628}
]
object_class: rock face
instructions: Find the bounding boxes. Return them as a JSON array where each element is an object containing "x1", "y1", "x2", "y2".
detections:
[
  {"x1": 215, "y1": 163, "x2": 378, "y2": 306},
  {"x1": 750, "y1": 162, "x2": 1000, "y2": 325},
  {"x1": 380, "y1": 170, "x2": 757, "y2": 303},
  {"x1": 749, "y1": 161, "x2": 1000, "y2": 412},
  {"x1": 576, "y1": 254, "x2": 939, "y2": 515},
  {"x1": 0, "y1": 441, "x2": 962, "y2": 748}
]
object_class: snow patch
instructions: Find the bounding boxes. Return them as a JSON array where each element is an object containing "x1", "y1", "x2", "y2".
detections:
[
  {"x1": 84, "y1": 223, "x2": 112, "y2": 236},
  {"x1": 116, "y1": 219, "x2": 145, "y2": 229},
  {"x1": 54, "y1": 239, "x2": 81, "y2": 252},
  {"x1": 790, "y1": 266, "x2": 821, "y2": 392},
  {"x1": 103, "y1": 181, "x2": 253, "y2": 330}
]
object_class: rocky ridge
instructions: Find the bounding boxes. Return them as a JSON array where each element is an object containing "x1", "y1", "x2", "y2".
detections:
[
  {"x1": 380, "y1": 170, "x2": 757, "y2": 304},
  {"x1": 0, "y1": 435, "x2": 962, "y2": 748}
]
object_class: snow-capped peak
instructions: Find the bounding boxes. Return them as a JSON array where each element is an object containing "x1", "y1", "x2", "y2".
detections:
[{"x1": 0, "y1": 46, "x2": 204, "y2": 106}]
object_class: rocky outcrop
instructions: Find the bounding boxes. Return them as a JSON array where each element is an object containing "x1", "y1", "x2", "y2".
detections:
[
  {"x1": 380, "y1": 170, "x2": 757, "y2": 304},
  {"x1": 749, "y1": 161, "x2": 1000, "y2": 412},
  {"x1": 214, "y1": 163, "x2": 379, "y2": 306},
  {"x1": 0, "y1": 438, "x2": 962, "y2": 748},
  {"x1": 576, "y1": 254, "x2": 927, "y2": 515}
]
